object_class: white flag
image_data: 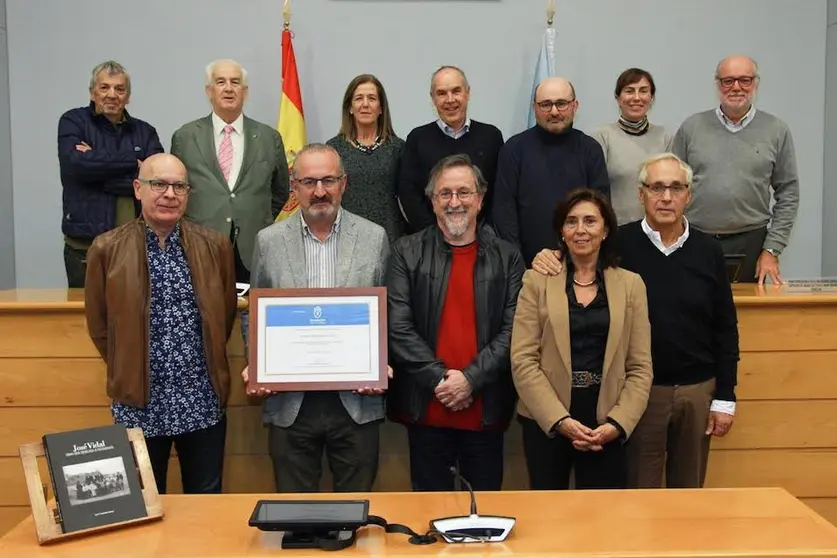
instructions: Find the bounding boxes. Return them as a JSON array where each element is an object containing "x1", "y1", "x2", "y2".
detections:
[{"x1": 527, "y1": 27, "x2": 556, "y2": 128}]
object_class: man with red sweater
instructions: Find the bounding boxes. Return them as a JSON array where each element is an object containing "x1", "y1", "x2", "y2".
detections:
[{"x1": 387, "y1": 154, "x2": 524, "y2": 491}]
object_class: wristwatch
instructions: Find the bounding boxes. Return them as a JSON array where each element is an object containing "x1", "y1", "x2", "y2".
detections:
[{"x1": 765, "y1": 248, "x2": 781, "y2": 257}]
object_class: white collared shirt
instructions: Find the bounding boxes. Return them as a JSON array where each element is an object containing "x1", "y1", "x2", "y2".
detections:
[
  {"x1": 640, "y1": 216, "x2": 735, "y2": 415},
  {"x1": 436, "y1": 117, "x2": 471, "y2": 139},
  {"x1": 715, "y1": 105, "x2": 756, "y2": 133},
  {"x1": 641, "y1": 216, "x2": 690, "y2": 256},
  {"x1": 212, "y1": 112, "x2": 245, "y2": 189}
]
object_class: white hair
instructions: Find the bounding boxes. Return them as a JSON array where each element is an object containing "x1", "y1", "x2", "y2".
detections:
[
  {"x1": 715, "y1": 55, "x2": 759, "y2": 78},
  {"x1": 205, "y1": 59, "x2": 249, "y2": 86},
  {"x1": 637, "y1": 153, "x2": 694, "y2": 186}
]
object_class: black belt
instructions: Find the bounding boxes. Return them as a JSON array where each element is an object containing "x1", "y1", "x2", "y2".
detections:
[
  {"x1": 703, "y1": 226, "x2": 766, "y2": 240},
  {"x1": 572, "y1": 370, "x2": 602, "y2": 388}
]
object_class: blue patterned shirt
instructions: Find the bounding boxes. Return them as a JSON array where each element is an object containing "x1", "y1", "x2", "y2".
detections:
[{"x1": 112, "y1": 224, "x2": 223, "y2": 437}]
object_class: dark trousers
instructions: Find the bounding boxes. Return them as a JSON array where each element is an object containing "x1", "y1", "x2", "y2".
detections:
[
  {"x1": 706, "y1": 226, "x2": 767, "y2": 283},
  {"x1": 406, "y1": 424, "x2": 505, "y2": 491},
  {"x1": 268, "y1": 392, "x2": 380, "y2": 493},
  {"x1": 626, "y1": 378, "x2": 715, "y2": 489},
  {"x1": 63, "y1": 243, "x2": 88, "y2": 288},
  {"x1": 144, "y1": 416, "x2": 227, "y2": 494},
  {"x1": 520, "y1": 386, "x2": 626, "y2": 490}
]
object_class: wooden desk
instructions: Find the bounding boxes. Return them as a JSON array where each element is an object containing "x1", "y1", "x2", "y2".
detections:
[
  {"x1": 2, "y1": 489, "x2": 837, "y2": 557},
  {"x1": 1, "y1": 287, "x2": 837, "y2": 534}
]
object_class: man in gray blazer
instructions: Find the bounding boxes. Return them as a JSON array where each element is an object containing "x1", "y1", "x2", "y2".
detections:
[
  {"x1": 171, "y1": 59, "x2": 289, "y2": 283},
  {"x1": 242, "y1": 143, "x2": 390, "y2": 493}
]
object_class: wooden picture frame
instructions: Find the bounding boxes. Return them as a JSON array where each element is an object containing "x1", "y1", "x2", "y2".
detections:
[
  {"x1": 18, "y1": 427, "x2": 163, "y2": 544},
  {"x1": 248, "y1": 287, "x2": 388, "y2": 392}
]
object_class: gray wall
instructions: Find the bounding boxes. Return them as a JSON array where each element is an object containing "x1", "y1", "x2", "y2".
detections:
[
  {"x1": 824, "y1": 0, "x2": 837, "y2": 276},
  {"x1": 4, "y1": 0, "x2": 829, "y2": 287},
  {"x1": 0, "y1": 0, "x2": 14, "y2": 289}
]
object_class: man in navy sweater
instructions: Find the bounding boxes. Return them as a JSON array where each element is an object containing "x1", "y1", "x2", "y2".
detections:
[
  {"x1": 398, "y1": 66, "x2": 504, "y2": 233},
  {"x1": 58, "y1": 60, "x2": 164, "y2": 287},
  {"x1": 493, "y1": 77, "x2": 609, "y2": 266},
  {"x1": 531, "y1": 153, "x2": 739, "y2": 489}
]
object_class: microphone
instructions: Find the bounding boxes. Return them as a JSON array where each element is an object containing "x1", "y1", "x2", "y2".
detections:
[
  {"x1": 428, "y1": 466, "x2": 516, "y2": 544},
  {"x1": 449, "y1": 466, "x2": 478, "y2": 516}
]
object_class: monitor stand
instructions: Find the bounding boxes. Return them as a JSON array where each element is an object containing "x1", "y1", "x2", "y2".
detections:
[{"x1": 281, "y1": 529, "x2": 356, "y2": 549}]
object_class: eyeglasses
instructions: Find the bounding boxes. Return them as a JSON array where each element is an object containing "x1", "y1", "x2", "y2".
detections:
[
  {"x1": 138, "y1": 178, "x2": 191, "y2": 196},
  {"x1": 642, "y1": 182, "x2": 689, "y2": 197},
  {"x1": 716, "y1": 75, "x2": 757, "y2": 88},
  {"x1": 293, "y1": 175, "x2": 345, "y2": 189},
  {"x1": 535, "y1": 99, "x2": 576, "y2": 112},
  {"x1": 434, "y1": 189, "x2": 477, "y2": 202}
]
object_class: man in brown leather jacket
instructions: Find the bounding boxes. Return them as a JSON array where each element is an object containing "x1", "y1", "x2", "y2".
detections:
[{"x1": 85, "y1": 153, "x2": 237, "y2": 494}]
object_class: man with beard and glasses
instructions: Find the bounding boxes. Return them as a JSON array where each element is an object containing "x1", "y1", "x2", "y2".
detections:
[
  {"x1": 398, "y1": 66, "x2": 504, "y2": 233},
  {"x1": 240, "y1": 143, "x2": 390, "y2": 493},
  {"x1": 672, "y1": 55, "x2": 799, "y2": 284},
  {"x1": 493, "y1": 77, "x2": 610, "y2": 267},
  {"x1": 387, "y1": 154, "x2": 524, "y2": 492}
]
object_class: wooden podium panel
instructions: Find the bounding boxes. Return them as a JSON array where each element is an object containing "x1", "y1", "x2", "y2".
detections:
[
  {"x1": 1, "y1": 286, "x2": 837, "y2": 535},
  {"x1": 1, "y1": 488, "x2": 837, "y2": 557}
]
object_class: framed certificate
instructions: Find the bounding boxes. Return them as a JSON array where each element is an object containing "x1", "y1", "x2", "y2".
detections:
[{"x1": 247, "y1": 287, "x2": 388, "y2": 392}]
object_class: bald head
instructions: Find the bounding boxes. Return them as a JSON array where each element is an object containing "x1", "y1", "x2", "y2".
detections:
[
  {"x1": 139, "y1": 153, "x2": 188, "y2": 181},
  {"x1": 532, "y1": 76, "x2": 578, "y2": 135},
  {"x1": 534, "y1": 77, "x2": 576, "y2": 103},
  {"x1": 134, "y1": 153, "x2": 190, "y2": 235}
]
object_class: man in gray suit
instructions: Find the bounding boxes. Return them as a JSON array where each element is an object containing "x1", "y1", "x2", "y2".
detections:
[
  {"x1": 171, "y1": 59, "x2": 289, "y2": 283},
  {"x1": 241, "y1": 143, "x2": 390, "y2": 493}
]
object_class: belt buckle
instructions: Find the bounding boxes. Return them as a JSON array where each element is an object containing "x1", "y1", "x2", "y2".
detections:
[{"x1": 573, "y1": 370, "x2": 592, "y2": 388}]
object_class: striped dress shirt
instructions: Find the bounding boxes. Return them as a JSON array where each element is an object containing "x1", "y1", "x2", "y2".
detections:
[{"x1": 300, "y1": 209, "x2": 341, "y2": 288}]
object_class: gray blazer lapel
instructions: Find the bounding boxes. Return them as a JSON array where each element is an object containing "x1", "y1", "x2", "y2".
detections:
[
  {"x1": 284, "y1": 215, "x2": 308, "y2": 288},
  {"x1": 336, "y1": 212, "x2": 358, "y2": 287},
  {"x1": 234, "y1": 117, "x2": 259, "y2": 191},
  {"x1": 196, "y1": 116, "x2": 227, "y2": 186}
]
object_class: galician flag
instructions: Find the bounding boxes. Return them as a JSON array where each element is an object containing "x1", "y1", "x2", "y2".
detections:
[
  {"x1": 275, "y1": 27, "x2": 306, "y2": 222},
  {"x1": 527, "y1": 27, "x2": 556, "y2": 128}
]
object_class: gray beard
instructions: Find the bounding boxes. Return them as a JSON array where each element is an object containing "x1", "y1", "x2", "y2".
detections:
[{"x1": 442, "y1": 212, "x2": 469, "y2": 238}]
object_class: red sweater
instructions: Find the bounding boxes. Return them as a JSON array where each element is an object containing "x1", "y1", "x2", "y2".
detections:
[{"x1": 422, "y1": 242, "x2": 483, "y2": 430}]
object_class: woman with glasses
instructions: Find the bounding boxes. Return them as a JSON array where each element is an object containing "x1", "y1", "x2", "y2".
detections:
[
  {"x1": 327, "y1": 74, "x2": 405, "y2": 243},
  {"x1": 592, "y1": 68, "x2": 672, "y2": 225},
  {"x1": 511, "y1": 188, "x2": 652, "y2": 490}
]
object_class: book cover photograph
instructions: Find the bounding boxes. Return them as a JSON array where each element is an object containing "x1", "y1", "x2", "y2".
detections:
[{"x1": 43, "y1": 424, "x2": 148, "y2": 533}]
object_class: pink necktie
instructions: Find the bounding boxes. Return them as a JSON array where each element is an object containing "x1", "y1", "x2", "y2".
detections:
[{"x1": 218, "y1": 124, "x2": 234, "y2": 183}]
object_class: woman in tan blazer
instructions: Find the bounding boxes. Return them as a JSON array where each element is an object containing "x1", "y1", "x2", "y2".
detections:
[{"x1": 511, "y1": 188, "x2": 652, "y2": 490}]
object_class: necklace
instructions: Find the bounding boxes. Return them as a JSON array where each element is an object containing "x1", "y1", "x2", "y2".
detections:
[
  {"x1": 353, "y1": 136, "x2": 382, "y2": 154},
  {"x1": 573, "y1": 276, "x2": 596, "y2": 287}
]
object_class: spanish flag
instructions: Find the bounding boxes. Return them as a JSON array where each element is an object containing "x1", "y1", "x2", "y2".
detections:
[{"x1": 275, "y1": 27, "x2": 306, "y2": 222}]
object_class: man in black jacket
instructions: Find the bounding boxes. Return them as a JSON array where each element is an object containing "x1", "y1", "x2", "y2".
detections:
[
  {"x1": 58, "y1": 60, "x2": 164, "y2": 287},
  {"x1": 387, "y1": 154, "x2": 524, "y2": 491}
]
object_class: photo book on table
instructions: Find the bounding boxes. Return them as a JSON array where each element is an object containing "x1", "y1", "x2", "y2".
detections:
[{"x1": 42, "y1": 424, "x2": 148, "y2": 533}]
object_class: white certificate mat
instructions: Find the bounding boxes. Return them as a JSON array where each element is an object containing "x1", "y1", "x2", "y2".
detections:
[{"x1": 255, "y1": 295, "x2": 381, "y2": 385}]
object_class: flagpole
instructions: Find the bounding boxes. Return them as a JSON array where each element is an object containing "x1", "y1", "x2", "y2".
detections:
[
  {"x1": 546, "y1": 0, "x2": 555, "y2": 27},
  {"x1": 283, "y1": 0, "x2": 291, "y2": 30}
]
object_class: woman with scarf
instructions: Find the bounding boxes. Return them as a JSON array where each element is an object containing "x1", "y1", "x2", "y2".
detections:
[{"x1": 592, "y1": 68, "x2": 672, "y2": 225}]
